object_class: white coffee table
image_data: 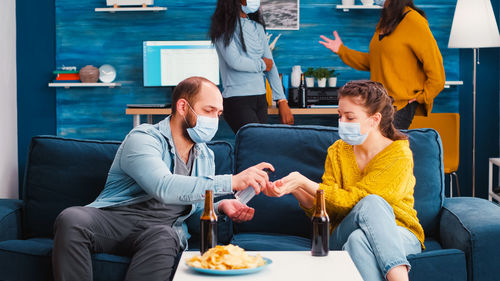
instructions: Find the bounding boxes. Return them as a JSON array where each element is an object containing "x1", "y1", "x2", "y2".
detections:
[{"x1": 173, "y1": 251, "x2": 363, "y2": 281}]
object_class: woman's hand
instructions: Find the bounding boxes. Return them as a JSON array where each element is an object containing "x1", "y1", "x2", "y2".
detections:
[
  {"x1": 319, "y1": 31, "x2": 343, "y2": 54},
  {"x1": 278, "y1": 100, "x2": 294, "y2": 125},
  {"x1": 264, "y1": 172, "x2": 307, "y2": 197},
  {"x1": 262, "y1": 57, "x2": 273, "y2": 71}
]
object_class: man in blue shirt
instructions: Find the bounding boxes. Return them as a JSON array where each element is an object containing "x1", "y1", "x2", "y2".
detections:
[{"x1": 52, "y1": 76, "x2": 274, "y2": 281}]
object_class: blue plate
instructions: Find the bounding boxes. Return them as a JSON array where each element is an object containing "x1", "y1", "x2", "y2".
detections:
[{"x1": 186, "y1": 257, "x2": 272, "y2": 275}]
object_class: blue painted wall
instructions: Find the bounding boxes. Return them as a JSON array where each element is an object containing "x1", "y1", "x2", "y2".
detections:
[
  {"x1": 55, "y1": 0, "x2": 459, "y2": 143},
  {"x1": 16, "y1": 0, "x2": 57, "y2": 194}
]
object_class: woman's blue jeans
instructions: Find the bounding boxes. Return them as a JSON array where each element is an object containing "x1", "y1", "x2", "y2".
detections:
[{"x1": 329, "y1": 194, "x2": 422, "y2": 281}]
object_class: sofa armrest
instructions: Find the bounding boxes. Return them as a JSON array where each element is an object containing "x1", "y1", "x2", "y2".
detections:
[
  {"x1": 440, "y1": 197, "x2": 500, "y2": 281},
  {"x1": 0, "y1": 199, "x2": 23, "y2": 241}
]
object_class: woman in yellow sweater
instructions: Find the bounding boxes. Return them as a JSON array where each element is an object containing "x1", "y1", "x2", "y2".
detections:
[
  {"x1": 319, "y1": 0, "x2": 445, "y2": 129},
  {"x1": 264, "y1": 80, "x2": 424, "y2": 281}
]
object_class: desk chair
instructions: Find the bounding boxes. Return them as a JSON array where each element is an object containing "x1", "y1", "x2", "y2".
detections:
[{"x1": 409, "y1": 113, "x2": 460, "y2": 197}]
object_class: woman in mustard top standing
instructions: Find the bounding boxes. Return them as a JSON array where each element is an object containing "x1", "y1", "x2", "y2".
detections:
[
  {"x1": 319, "y1": 0, "x2": 445, "y2": 129},
  {"x1": 265, "y1": 80, "x2": 424, "y2": 281}
]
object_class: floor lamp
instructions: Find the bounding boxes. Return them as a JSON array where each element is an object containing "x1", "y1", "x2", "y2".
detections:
[{"x1": 448, "y1": 0, "x2": 500, "y2": 197}]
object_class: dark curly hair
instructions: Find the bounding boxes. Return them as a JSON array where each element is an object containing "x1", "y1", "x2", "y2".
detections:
[
  {"x1": 209, "y1": 0, "x2": 266, "y2": 53},
  {"x1": 339, "y1": 80, "x2": 407, "y2": 141}
]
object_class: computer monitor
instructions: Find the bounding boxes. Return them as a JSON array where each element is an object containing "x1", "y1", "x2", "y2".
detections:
[{"x1": 143, "y1": 41, "x2": 220, "y2": 87}]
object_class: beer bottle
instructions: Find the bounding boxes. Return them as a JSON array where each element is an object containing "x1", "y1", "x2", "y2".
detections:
[
  {"x1": 311, "y1": 189, "x2": 330, "y2": 256},
  {"x1": 200, "y1": 190, "x2": 217, "y2": 254},
  {"x1": 298, "y1": 73, "x2": 307, "y2": 108}
]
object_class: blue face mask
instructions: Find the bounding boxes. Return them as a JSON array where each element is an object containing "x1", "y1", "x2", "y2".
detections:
[
  {"x1": 338, "y1": 121, "x2": 369, "y2": 146},
  {"x1": 184, "y1": 103, "x2": 219, "y2": 143},
  {"x1": 374, "y1": 0, "x2": 385, "y2": 6},
  {"x1": 242, "y1": 0, "x2": 260, "y2": 14}
]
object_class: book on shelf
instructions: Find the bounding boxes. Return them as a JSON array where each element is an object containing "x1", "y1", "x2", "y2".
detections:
[
  {"x1": 55, "y1": 73, "x2": 80, "y2": 81},
  {"x1": 53, "y1": 70, "x2": 79, "y2": 74}
]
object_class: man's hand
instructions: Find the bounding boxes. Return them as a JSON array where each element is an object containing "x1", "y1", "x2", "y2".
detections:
[
  {"x1": 232, "y1": 162, "x2": 275, "y2": 194},
  {"x1": 262, "y1": 57, "x2": 273, "y2": 72},
  {"x1": 218, "y1": 199, "x2": 255, "y2": 223},
  {"x1": 278, "y1": 100, "x2": 294, "y2": 125}
]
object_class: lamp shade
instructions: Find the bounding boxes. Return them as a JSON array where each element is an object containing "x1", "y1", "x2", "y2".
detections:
[{"x1": 448, "y1": 0, "x2": 500, "y2": 48}]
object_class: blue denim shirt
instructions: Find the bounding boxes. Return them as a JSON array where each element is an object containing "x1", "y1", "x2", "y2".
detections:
[
  {"x1": 215, "y1": 17, "x2": 286, "y2": 101},
  {"x1": 87, "y1": 116, "x2": 233, "y2": 249}
]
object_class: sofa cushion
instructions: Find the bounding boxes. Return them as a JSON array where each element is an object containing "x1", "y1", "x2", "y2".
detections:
[
  {"x1": 231, "y1": 233, "x2": 311, "y2": 251},
  {"x1": 233, "y1": 125, "x2": 338, "y2": 238},
  {"x1": 23, "y1": 136, "x2": 121, "y2": 238},
  {"x1": 406, "y1": 128, "x2": 445, "y2": 237},
  {"x1": 22, "y1": 136, "x2": 234, "y2": 239},
  {"x1": 0, "y1": 238, "x2": 54, "y2": 281},
  {"x1": 408, "y1": 249, "x2": 467, "y2": 281},
  {"x1": 209, "y1": 141, "x2": 234, "y2": 175},
  {"x1": 0, "y1": 238, "x2": 130, "y2": 281},
  {"x1": 233, "y1": 125, "x2": 444, "y2": 237}
]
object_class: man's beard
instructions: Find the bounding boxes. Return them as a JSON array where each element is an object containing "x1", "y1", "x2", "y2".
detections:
[{"x1": 182, "y1": 109, "x2": 196, "y2": 141}]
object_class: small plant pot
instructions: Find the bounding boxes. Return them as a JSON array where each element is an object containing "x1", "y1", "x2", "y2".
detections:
[
  {"x1": 317, "y1": 78, "x2": 327, "y2": 88},
  {"x1": 306, "y1": 77, "x2": 315, "y2": 88},
  {"x1": 328, "y1": 77, "x2": 337, "y2": 87}
]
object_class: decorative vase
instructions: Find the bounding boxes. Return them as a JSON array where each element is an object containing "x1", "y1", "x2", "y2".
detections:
[
  {"x1": 328, "y1": 77, "x2": 337, "y2": 87},
  {"x1": 291, "y1": 65, "x2": 302, "y2": 88},
  {"x1": 79, "y1": 65, "x2": 99, "y2": 83},
  {"x1": 306, "y1": 77, "x2": 315, "y2": 88},
  {"x1": 317, "y1": 78, "x2": 327, "y2": 88},
  {"x1": 342, "y1": 0, "x2": 355, "y2": 5}
]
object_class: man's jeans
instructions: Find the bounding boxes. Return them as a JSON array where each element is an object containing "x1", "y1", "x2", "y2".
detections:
[{"x1": 330, "y1": 195, "x2": 422, "y2": 281}]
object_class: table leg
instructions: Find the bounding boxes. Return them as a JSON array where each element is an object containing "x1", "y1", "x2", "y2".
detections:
[
  {"x1": 133, "y1": 114, "x2": 141, "y2": 128},
  {"x1": 147, "y1": 114, "x2": 153, "y2": 124}
]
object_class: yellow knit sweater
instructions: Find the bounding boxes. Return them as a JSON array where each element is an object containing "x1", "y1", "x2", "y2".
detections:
[
  {"x1": 303, "y1": 139, "x2": 425, "y2": 249},
  {"x1": 337, "y1": 7, "x2": 445, "y2": 116}
]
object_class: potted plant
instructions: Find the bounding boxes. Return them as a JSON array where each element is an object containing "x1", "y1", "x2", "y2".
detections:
[
  {"x1": 304, "y1": 67, "x2": 315, "y2": 88},
  {"x1": 328, "y1": 69, "x2": 339, "y2": 87},
  {"x1": 313, "y1": 68, "x2": 330, "y2": 88}
]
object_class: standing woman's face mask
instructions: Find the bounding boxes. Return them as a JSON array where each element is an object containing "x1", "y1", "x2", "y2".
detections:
[{"x1": 242, "y1": 0, "x2": 261, "y2": 14}]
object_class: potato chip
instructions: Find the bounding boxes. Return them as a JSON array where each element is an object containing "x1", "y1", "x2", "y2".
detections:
[{"x1": 186, "y1": 245, "x2": 266, "y2": 270}]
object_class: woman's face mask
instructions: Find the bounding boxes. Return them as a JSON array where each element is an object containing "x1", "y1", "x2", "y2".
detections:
[
  {"x1": 242, "y1": 0, "x2": 261, "y2": 14},
  {"x1": 338, "y1": 118, "x2": 373, "y2": 145}
]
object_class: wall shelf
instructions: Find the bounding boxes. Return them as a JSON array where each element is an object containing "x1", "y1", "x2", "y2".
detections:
[
  {"x1": 444, "y1": 81, "x2": 463, "y2": 88},
  {"x1": 336, "y1": 5, "x2": 382, "y2": 12},
  {"x1": 95, "y1": 7, "x2": 167, "y2": 12},
  {"x1": 48, "y1": 82, "x2": 121, "y2": 89}
]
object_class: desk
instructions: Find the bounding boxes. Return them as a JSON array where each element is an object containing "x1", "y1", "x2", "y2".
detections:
[
  {"x1": 126, "y1": 107, "x2": 339, "y2": 127},
  {"x1": 173, "y1": 251, "x2": 362, "y2": 281}
]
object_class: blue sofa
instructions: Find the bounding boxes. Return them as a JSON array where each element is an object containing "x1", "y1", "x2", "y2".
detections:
[{"x1": 1, "y1": 124, "x2": 499, "y2": 281}]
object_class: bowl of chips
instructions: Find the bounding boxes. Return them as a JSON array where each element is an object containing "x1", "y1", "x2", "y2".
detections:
[{"x1": 186, "y1": 244, "x2": 271, "y2": 275}]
